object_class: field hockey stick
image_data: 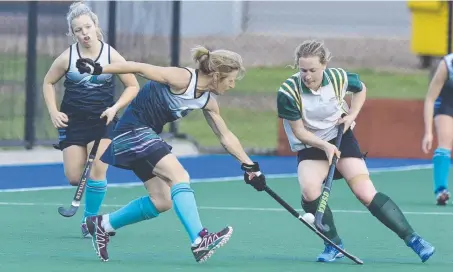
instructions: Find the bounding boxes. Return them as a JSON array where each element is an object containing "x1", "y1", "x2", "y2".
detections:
[
  {"x1": 314, "y1": 122, "x2": 345, "y2": 232},
  {"x1": 58, "y1": 138, "x2": 101, "y2": 217},
  {"x1": 263, "y1": 185, "x2": 363, "y2": 264}
]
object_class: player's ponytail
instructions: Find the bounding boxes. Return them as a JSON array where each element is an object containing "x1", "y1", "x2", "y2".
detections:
[
  {"x1": 191, "y1": 46, "x2": 211, "y2": 75},
  {"x1": 191, "y1": 45, "x2": 246, "y2": 80},
  {"x1": 66, "y1": 1, "x2": 105, "y2": 41}
]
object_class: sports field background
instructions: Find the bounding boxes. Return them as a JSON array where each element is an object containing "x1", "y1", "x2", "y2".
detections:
[
  {"x1": 0, "y1": 54, "x2": 431, "y2": 149},
  {"x1": 1, "y1": 3, "x2": 450, "y2": 271}
]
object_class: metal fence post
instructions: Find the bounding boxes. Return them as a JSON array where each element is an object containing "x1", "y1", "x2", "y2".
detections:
[
  {"x1": 169, "y1": 0, "x2": 181, "y2": 135},
  {"x1": 25, "y1": 1, "x2": 38, "y2": 149},
  {"x1": 108, "y1": 1, "x2": 117, "y2": 48}
]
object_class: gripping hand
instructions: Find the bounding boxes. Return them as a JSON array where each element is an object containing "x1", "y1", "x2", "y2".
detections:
[
  {"x1": 76, "y1": 58, "x2": 103, "y2": 75},
  {"x1": 241, "y1": 162, "x2": 266, "y2": 191}
]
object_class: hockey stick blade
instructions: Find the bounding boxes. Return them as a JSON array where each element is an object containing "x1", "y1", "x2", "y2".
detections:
[
  {"x1": 264, "y1": 185, "x2": 363, "y2": 265},
  {"x1": 58, "y1": 139, "x2": 100, "y2": 217},
  {"x1": 58, "y1": 205, "x2": 79, "y2": 217},
  {"x1": 57, "y1": 165, "x2": 90, "y2": 217}
]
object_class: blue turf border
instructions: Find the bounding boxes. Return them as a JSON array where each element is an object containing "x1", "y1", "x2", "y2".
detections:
[{"x1": 0, "y1": 155, "x2": 433, "y2": 190}]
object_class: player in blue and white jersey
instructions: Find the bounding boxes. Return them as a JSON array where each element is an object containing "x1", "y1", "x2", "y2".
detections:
[{"x1": 76, "y1": 45, "x2": 266, "y2": 263}]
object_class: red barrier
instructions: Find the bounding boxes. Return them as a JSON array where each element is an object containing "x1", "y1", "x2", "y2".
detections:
[{"x1": 277, "y1": 99, "x2": 436, "y2": 159}]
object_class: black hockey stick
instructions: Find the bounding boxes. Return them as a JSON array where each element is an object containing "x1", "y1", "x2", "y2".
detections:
[
  {"x1": 264, "y1": 185, "x2": 363, "y2": 265},
  {"x1": 314, "y1": 123, "x2": 345, "y2": 232},
  {"x1": 58, "y1": 139, "x2": 101, "y2": 217}
]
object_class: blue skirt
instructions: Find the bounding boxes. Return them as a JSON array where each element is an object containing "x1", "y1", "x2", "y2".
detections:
[{"x1": 101, "y1": 127, "x2": 172, "y2": 170}]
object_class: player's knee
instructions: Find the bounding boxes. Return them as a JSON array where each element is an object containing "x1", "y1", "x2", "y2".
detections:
[
  {"x1": 347, "y1": 174, "x2": 376, "y2": 206},
  {"x1": 67, "y1": 179, "x2": 79, "y2": 186},
  {"x1": 149, "y1": 195, "x2": 172, "y2": 213},
  {"x1": 64, "y1": 169, "x2": 82, "y2": 186},
  {"x1": 165, "y1": 168, "x2": 190, "y2": 185},
  {"x1": 90, "y1": 159, "x2": 108, "y2": 180},
  {"x1": 298, "y1": 173, "x2": 324, "y2": 201},
  {"x1": 302, "y1": 187, "x2": 322, "y2": 202},
  {"x1": 300, "y1": 179, "x2": 322, "y2": 202}
]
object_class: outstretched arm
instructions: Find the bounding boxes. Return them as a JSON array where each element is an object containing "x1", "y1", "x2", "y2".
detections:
[
  {"x1": 203, "y1": 98, "x2": 266, "y2": 191},
  {"x1": 76, "y1": 57, "x2": 191, "y2": 90},
  {"x1": 203, "y1": 98, "x2": 254, "y2": 165},
  {"x1": 99, "y1": 61, "x2": 190, "y2": 90}
]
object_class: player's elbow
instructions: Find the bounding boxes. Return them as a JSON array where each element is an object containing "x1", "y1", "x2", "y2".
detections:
[
  {"x1": 294, "y1": 130, "x2": 310, "y2": 144},
  {"x1": 126, "y1": 84, "x2": 140, "y2": 95},
  {"x1": 293, "y1": 127, "x2": 314, "y2": 145},
  {"x1": 424, "y1": 94, "x2": 434, "y2": 102},
  {"x1": 42, "y1": 80, "x2": 55, "y2": 94},
  {"x1": 425, "y1": 86, "x2": 441, "y2": 102},
  {"x1": 42, "y1": 81, "x2": 51, "y2": 90},
  {"x1": 219, "y1": 130, "x2": 236, "y2": 148}
]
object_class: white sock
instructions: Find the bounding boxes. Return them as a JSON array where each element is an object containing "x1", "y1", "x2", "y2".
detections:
[
  {"x1": 191, "y1": 236, "x2": 202, "y2": 247},
  {"x1": 102, "y1": 214, "x2": 115, "y2": 233}
]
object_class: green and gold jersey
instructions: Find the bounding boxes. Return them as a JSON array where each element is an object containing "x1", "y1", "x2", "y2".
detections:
[{"x1": 277, "y1": 68, "x2": 363, "y2": 152}]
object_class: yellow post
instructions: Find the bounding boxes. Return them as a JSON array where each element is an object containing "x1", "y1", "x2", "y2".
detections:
[{"x1": 408, "y1": 1, "x2": 450, "y2": 67}]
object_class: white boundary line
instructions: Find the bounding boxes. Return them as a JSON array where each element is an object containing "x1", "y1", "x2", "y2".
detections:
[
  {"x1": 0, "y1": 163, "x2": 433, "y2": 193},
  {"x1": 0, "y1": 201, "x2": 450, "y2": 216}
]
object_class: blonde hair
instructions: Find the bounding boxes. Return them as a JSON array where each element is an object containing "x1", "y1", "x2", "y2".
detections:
[
  {"x1": 191, "y1": 46, "x2": 245, "y2": 80},
  {"x1": 66, "y1": 1, "x2": 104, "y2": 41},
  {"x1": 293, "y1": 40, "x2": 332, "y2": 68}
]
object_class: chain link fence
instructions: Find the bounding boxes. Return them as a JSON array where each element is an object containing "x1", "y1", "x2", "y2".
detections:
[
  {"x1": 0, "y1": 2, "x2": 72, "y2": 147},
  {"x1": 0, "y1": 1, "x2": 427, "y2": 153}
]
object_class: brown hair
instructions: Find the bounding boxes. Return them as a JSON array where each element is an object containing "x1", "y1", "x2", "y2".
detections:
[
  {"x1": 191, "y1": 45, "x2": 245, "y2": 79},
  {"x1": 293, "y1": 40, "x2": 332, "y2": 68}
]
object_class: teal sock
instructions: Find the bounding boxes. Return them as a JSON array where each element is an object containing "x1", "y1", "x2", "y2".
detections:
[
  {"x1": 83, "y1": 179, "x2": 107, "y2": 222},
  {"x1": 171, "y1": 183, "x2": 204, "y2": 244},
  {"x1": 433, "y1": 148, "x2": 451, "y2": 194},
  {"x1": 110, "y1": 196, "x2": 159, "y2": 230}
]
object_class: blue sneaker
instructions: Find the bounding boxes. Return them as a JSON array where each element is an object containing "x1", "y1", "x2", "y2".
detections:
[
  {"x1": 406, "y1": 234, "x2": 435, "y2": 262},
  {"x1": 317, "y1": 242, "x2": 345, "y2": 262}
]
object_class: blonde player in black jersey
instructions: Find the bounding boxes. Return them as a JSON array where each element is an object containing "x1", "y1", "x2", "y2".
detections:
[
  {"x1": 422, "y1": 53, "x2": 453, "y2": 205},
  {"x1": 42, "y1": 2, "x2": 139, "y2": 238}
]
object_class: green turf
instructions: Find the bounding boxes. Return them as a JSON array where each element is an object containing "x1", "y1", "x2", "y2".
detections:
[{"x1": 0, "y1": 168, "x2": 451, "y2": 271}]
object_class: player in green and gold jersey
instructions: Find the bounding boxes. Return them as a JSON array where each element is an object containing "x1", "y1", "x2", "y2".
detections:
[{"x1": 274, "y1": 40, "x2": 435, "y2": 263}]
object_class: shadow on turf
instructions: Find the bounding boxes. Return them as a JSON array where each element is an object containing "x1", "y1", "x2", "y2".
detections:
[
  {"x1": 79, "y1": 252, "x2": 450, "y2": 267},
  {"x1": 54, "y1": 236, "x2": 448, "y2": 267}
]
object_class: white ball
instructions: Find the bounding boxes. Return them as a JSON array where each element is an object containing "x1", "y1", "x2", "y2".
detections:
[{"x1": 302, "y1": 213, "x2": 315, "y2": 224}]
